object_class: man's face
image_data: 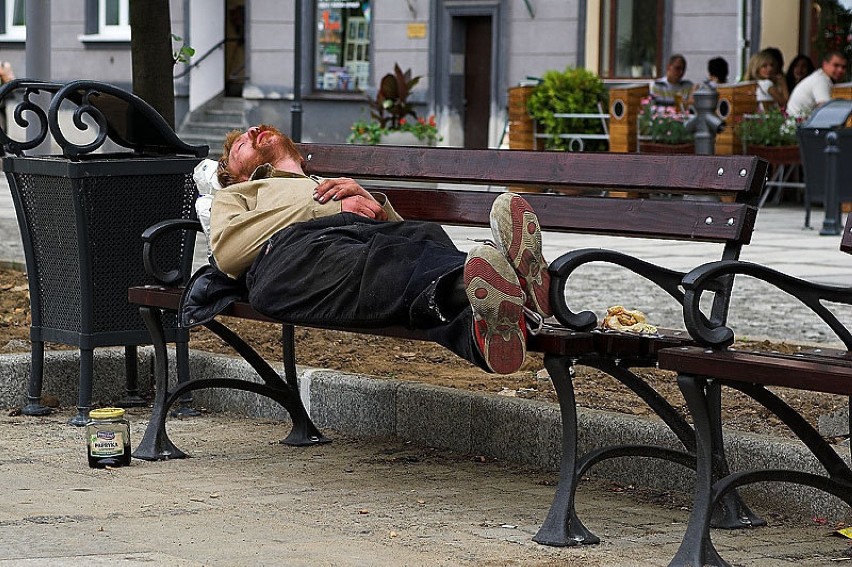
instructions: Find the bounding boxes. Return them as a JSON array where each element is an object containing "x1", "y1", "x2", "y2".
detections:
[
  {"x1": 227, "y1": 125, "x2": 287, "y2": 182},
  {"x1": 666, "y1": 59, "x2": 686, "y2": 84},
  {"x1": 824, "y1": 55, "x2": 848, "y2": 82}
]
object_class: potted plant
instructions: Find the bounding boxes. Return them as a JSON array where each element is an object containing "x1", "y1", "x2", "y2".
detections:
[
  {"x1": 348, "y1": 64, "x2": 440, "y2": 146},
  {"x1": 637, "y1": 96, "x2": 694, "y2": 154},
  {"x1": 738, "y1": 107, "x2": 803, "y2": 166},
  {"x1": 526, "y1": 67, "x2": 608, "y2": 151}
]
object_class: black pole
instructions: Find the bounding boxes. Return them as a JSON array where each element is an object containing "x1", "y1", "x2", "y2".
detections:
[
  {"x1": 291, "y1": 0, "x2": 303, "y2": 142},
  {"x1": 820, "y1": 131, "x2": 841, "y2": 236}
]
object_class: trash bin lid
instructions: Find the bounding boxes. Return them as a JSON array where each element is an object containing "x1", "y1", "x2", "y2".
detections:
[{"x1": 800, "y1": 99, "x2": 852, "y2": 130}]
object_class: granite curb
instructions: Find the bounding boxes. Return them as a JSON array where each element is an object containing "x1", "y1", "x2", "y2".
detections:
[{"x1": 0, "y1": 348, "x2": 848, "y2": 522}]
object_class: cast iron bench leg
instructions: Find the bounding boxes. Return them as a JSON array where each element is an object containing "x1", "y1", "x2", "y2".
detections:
[
  {"x1": 704, "y1": 381, "x2": 765, "y2": 529},
  {"x1": 133, "y1": 306, "x2": 186, "y2": 460},
  {"x1": 21, "y1": 340, "x2": 50, "y2": 416},
  {"x1": 670, "y1": 374, "x2": 728, "y2": 567},
  {"x1": 533, "y1": 354, "x2": 598, "y2": 546},
  {"x1": 170, "y1": 332, "x2": 201, "y2": 418}
]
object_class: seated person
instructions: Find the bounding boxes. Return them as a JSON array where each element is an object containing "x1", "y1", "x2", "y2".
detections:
[
  {"x1": 650, "y1": 54, "x2": 694, "y2": 110},
  {"x1": 785, "y1": 54, "x2": 815, "y2": 95},
  {"x1": 704, "y1": 56, "x2": 729, "y2": 90},
  {"x1": 787, "y1": 51, "x2": 849, "y2": 117},
  {"x1": 205, "y1": 124, "x2": 552, "y2": 375},
  {"x1": 746, "y1": 50, "x2": 788, "y2": 110}
]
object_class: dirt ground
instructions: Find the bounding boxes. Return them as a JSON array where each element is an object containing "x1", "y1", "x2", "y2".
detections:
[{"x1": 0, "y1": 266, "x2": 847, "y2": 441}]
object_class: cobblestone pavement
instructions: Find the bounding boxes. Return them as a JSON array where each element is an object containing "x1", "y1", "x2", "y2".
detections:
[{"x1": 0, "y1": 409, "x2": 848, "y2": 566}]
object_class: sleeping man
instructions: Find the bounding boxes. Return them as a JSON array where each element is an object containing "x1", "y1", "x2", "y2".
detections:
[{"x1": 201, "y1": 124, "x2": 552, "y2": 375}]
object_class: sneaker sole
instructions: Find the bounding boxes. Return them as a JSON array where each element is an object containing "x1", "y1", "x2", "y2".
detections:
[
  {"x1": 464, "y1": 245, "x2": 526, "y2": 375},
  {"x1": 490, "y1": 193, "x2": 553, "y2": 318}
]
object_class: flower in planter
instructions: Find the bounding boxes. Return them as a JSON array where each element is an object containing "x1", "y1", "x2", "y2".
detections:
[
  {"x1": 348, "y1": 115, "x2": 440, "y2": 145},
  {"x1": 737, "y1": 107, "x2": 803, "y2": 147},
  {"x1": 347, "y1": 64, "x2": 441, "y2": 145},
  {"x1": 637, "y1": 96, "x2": 693, "y2": 144}
]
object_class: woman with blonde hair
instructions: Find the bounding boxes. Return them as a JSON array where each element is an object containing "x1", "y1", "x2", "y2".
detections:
[{"x1": 747, "y1": 50, "x2": 789, "y2": 110}]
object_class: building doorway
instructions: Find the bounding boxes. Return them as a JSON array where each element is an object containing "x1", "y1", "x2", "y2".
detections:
[
  {"x1": 434, "y1": 1, "x2": 503, "y2": 149},
  {"x1": 461, "y1": 16, "x2": 492, "y2": 148},
  {"x1": 225, "y1": 0, "x2": 246, "y2": 97}
]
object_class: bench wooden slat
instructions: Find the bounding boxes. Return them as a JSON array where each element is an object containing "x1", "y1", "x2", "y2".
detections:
[
  {"x1": 128, "y1": 285, "x2": 596, "y2": 354},
  {"x1": 298, "y1": 144, "x2": 768, "y2": 196},
  {"x1": 379, "y1": 188, "x2": 757, "y2": 244},
  {"x1": 658, "y1": 345, "x2": 852, "y2": 396},
  {"x1": 593, "y1": 328, "x2": 693, "y2": 358}
]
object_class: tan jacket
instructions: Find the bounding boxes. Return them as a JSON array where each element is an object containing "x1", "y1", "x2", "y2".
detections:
[{"x1": 210, "y1": 165, "x2": 401, "y2": 278}]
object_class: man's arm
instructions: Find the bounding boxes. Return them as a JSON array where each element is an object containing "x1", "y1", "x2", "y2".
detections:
[
  {"x1": 314, "y1": 177, "x2": 403, "y2": 221},
  {"x1": 813, "y1": 74, "x2": 834, "y2": 105},
  {"x1": 210, "y1": 180, "x2": 340, "y2": 278}
]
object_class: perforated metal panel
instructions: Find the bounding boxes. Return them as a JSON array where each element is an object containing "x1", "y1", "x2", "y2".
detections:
[
  {"x1": 13, "y1": 172, "x2": 82, "y2": 333},
  {"x1": 6, "y1": 155, "x2": 198, "y2": 347}
]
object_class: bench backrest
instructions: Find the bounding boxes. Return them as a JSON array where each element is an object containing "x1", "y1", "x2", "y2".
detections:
[
  {"x1": 298, "y1": 144, "x2": 767, "y2": 246},
  {"x1": 842, "y1": 214, "x2": 852, "y2": 254}
]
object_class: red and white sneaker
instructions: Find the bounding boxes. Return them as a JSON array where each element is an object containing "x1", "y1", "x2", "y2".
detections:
[
  {"x1": 464, "y1": 245, "x2": 527, "y2": 375},
  {"x1": 489, "y1": 193, "x2": 552, "y2": 319}
]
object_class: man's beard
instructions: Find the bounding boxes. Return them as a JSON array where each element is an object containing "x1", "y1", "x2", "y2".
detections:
[{"x1": 249, "y1": 125, "x2": 286, "y2": 172}]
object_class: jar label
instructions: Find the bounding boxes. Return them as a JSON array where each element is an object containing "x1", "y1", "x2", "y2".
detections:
[{"x1": 87, "y1": 425, "x2": 127, "y2": 458}]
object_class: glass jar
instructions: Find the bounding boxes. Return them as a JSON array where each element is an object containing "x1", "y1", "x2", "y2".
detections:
[{"x1": 86, "y1": 407, "x2": 131, "y2": 468}]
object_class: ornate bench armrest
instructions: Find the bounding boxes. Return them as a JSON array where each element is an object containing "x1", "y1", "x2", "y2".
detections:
[
  {"x1": 682, "y1": 260, "x2": 852, "y2": 349},
  {"x1": 548, "y1": 248, "x2": 687, "y2": 330},
  {"x1": 142, "y1": 218, "x2": 203, "y2": 286}
]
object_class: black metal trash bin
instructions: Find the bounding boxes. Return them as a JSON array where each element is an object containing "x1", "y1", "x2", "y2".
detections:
[
  {"x1": 796, "y1": 99, "x2": 852, "y2": 234},
  {"x1": 0, "y1": 80, "x2": 207, "y2": 425}
]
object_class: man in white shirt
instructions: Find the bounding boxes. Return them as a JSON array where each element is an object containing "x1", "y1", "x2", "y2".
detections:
[{"x1": 786, "y1": 51, "x2": 848, "y2": 117}]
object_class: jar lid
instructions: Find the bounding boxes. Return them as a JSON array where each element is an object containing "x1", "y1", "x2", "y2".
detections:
[{"x1": 88, "y1": 407, "x2": 125, "y2": 420}]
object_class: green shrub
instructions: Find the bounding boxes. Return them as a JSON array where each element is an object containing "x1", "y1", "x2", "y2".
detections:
[{"x1": 526, "y1": 68, "x2": 608, "y2": 151}]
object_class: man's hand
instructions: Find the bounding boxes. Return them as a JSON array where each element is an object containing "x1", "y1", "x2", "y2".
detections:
[
  {"x1": 339, "y1": 194, "x2": 387, "y2": 220},
  {"x1": 314, "y1": 177, "x2": 372, "y2": 202},
  {"x1": 314, "y1": 177, "x2": 387, "y2": 220}
]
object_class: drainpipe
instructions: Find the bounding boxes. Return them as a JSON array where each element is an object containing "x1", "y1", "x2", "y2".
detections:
[
  {"x1": 25, "y1": 0, "x2": 51, "y2": 154},
  {"x1": 291, "y1": 0, "x2": 304, "y2": 142}
]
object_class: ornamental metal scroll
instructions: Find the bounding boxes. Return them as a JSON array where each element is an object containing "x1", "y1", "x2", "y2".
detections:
[
  {"x1": 0, "y1": 79, "x2": 64, "y2": 156},
  {"x1": 0, "y1": 79, "x2": 208, "y2": 160}
]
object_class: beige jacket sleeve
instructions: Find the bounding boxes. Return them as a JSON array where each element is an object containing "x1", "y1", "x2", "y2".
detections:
[{"x1": 210, "y1": 176, "x2": 403, "y2": 278}]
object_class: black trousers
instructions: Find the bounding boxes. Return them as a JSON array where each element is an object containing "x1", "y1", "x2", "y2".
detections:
[{"x1": 246, "y1": 214, "x2": 488, "y2": 371}]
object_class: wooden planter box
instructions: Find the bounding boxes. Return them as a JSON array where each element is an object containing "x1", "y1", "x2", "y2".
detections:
[{"x1": 744, "y1": 144, "x2": 800, "y2": 166}]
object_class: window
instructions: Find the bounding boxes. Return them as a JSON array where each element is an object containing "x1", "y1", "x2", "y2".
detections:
[
  {"x1": 98, "y1": 0, "x2": 129, "y2": 38},
  {"x1": 0, "y1": 0, "x2": 26, "y2": 40},
  {"x1": 81, "y1": 0, "x2": 130, "y2": 41},
  {"x1": 600, "y1": 0, "x2": 663, "y2": 79},
  {"x1": 314, "y1": 1, "x2": 371, "y2": 92}
]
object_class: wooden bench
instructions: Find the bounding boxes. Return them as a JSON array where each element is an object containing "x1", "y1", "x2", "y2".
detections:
[
  {"x1": 128, "y1": 144, "x2": 768, "y2": 548},
  {"x1": 657, "y1": 217, "x2": 852, "y2": 566}
]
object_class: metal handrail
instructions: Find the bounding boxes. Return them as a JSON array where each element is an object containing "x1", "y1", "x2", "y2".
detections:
[{"x1": 173, "y1": 37, "x2": 242, "y2": 79}]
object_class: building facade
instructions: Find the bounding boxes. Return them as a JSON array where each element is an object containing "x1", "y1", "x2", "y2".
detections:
[{"x1": 0, "y1": 1, "x2": 847, "y2": 148}]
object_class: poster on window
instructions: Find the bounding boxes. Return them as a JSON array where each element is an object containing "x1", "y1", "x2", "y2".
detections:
[{"x1": 316, "y1": 1, "x2": 371, "y2": 91}]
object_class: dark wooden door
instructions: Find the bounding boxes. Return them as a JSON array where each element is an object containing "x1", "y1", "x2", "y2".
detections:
[{"x1": 463, "y1": 16, "x2": 492, "y2": 149}]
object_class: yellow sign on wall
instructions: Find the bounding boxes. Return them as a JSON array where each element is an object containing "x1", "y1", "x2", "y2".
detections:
[{"x1": 407, "y1": 23, "x2": 427, "y2": 39}]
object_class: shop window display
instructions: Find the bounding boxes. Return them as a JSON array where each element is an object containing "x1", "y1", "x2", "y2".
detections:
[{"x1": 315, "y1": 1, "x2": 371, "y2": 92}]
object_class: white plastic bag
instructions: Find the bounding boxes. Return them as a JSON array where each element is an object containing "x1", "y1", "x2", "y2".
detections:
[
  {"x1": 193, "y1": 158, "x2": 221, "y2": 196},
  {"x1": 193, "y1": 159, "x2": 222, "y2": 260}
]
